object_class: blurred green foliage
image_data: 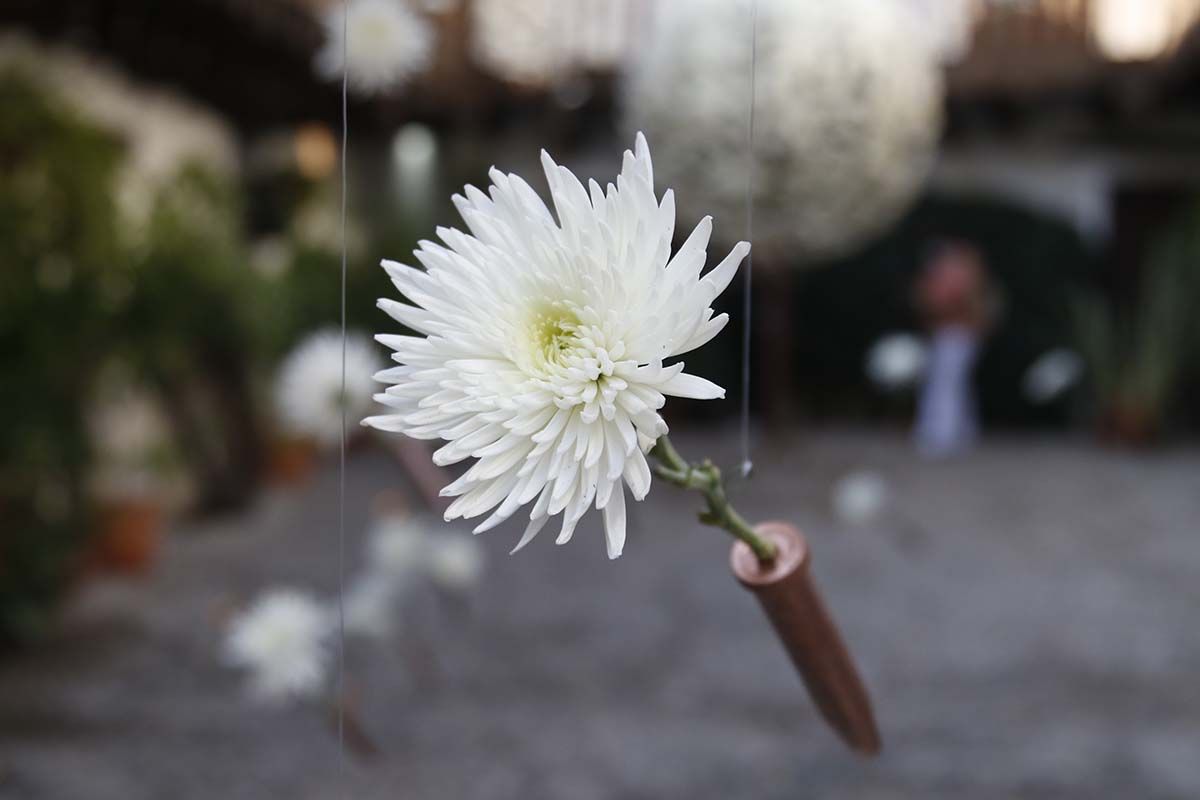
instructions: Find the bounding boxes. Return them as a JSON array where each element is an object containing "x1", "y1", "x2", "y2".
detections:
[
  {"x1": 0, "y1": 72, "x2": 280, "y2": 642},
  {"x1": 0, "y1": 69, "x2": 125, "y2": 644},
  {"x1": 0, "y1": 70, "x2": 424, "y2": 645},
  {"x1": 1075, "y1": 204, "x2": 1200, "y2": 440},
  {"x1": 246, "y1": 169, "x2": 416, "y2": 360},
  {"x1": 124, "y1": 166, "x2": 256, "y2": 364},
  {"x1": 120, "y1": 166, "x2": 268, "y2": 510}
]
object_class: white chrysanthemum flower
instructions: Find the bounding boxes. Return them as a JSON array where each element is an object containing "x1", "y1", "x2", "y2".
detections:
[
  {"x1": 344, "y1": 515, "x2": 431, "y2": 639},
  {"x1": 831, "y1": 471, "x2": 890, "y2": 527},
  {"x1": 866, "y1": 333, "x2": 929, "y2": 391},
  {"x1": 276, "y1": 329, "x2": 383, "y2": 448},
  {"x1": 344, "y1": 573, "x2": 401, "y2": 639},
  {"x1": 427, "y1": 535, "x2": 485, "y2": 590},
  {"x1": 469, "y1": 0, "x2": 632, "y2": 88},
  {"x1": 365, "y1": 134, "x2": 747, "y2": 559},
  {"x1": 224, "y1": 589, "x2": 334, "y2": 703},
  {"x1": 626, "y1": 0, "x2": 943, "y2": 261},
  {"x1": 366, "y1": 515, "x2": 429, "y2": 576},
  {"x1": 315, "y1": 0, "x2": 434, "y2": 96},
  {"x1": 250, "y1": 235, "x2": 293, "y2": 280},
  {"x1": 1023, "y1": 348, "x2": 1083, "y2": 404}
]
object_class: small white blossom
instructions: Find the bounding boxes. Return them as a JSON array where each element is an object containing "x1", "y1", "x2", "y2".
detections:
[
  {"x1": 832, "y1": 471, "x2": 890, "y2": 527},
  {"x1": 88, "y1": 381, "x2": 170, "y2": 467},
  {"x1": 344, "y1": 515, "x2": 429, "y2": 639},
  {"x1": 315, "y1": 0, "x2": 434, "y2": 96},
  {"x1": 276, "y1": 329, "x2": 383, "y2": 448},
  {"x1": 250, "y1": 235, "x2": 293, "y2": 280},
  {"x1": 1023, "y1": 348, "x2": 1083, "y2": 404},
  {"x1": 427, "y1": 535, "x2": 486, "y2": 591},
  {"x1": 87, "y1": 379, "x2": 173, "y2": 500},
  {"x1": 344, "y1": 573, "x2": 402, "y2": 639},
  {"x1": 291, "y1": 194, "x2": 367, "y2": 257},
  {"x1": 366, "y1": 134, "x2": 747, "y2": 559},
  {"x1": 469, "y1": 0, "x2": 632, "y2": 87},
  {"x1": 224, "y1": 589, "x2": 334, "y2": 703},
  {"x1": 366, "y1": 515, "x2": 429, "y2": 577},
  {"x1": 866, "y1": 333, "x2": 929, "y2": 391}
]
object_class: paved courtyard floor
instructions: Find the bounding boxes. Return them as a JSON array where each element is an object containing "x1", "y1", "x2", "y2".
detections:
[{"x1": 2, "y1": 428, "x2": 1199, "y2": 799}]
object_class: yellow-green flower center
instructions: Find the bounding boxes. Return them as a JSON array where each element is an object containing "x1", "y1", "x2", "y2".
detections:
[{"x1": 529, "y1": 307, "x2": 582, "y2": 366}]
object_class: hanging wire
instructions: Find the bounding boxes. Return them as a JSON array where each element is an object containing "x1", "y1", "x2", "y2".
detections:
[
  {"x1": 738, "y1": 0, "x2": 758, "y2": 479},
  {"x1": 337, "y1": 0, "x2": 348, "y2": 785}
]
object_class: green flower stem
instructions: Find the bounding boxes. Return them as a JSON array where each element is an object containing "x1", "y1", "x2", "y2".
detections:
[{"x1": 650, "y1": 435, "x2": 778, "y2": 565}]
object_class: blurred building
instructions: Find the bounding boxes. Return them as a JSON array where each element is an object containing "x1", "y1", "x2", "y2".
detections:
[{"x1": 3, "y1": 0, "x2": 1200, "y2": 422}]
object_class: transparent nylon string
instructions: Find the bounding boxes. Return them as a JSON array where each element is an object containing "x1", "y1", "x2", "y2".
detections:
[
  {"x1": 337, "y1": 0, "x2": 348, "y2": 784},
  {"x1": 739, "y1": 0, "x2": 758, "y2": 479}
]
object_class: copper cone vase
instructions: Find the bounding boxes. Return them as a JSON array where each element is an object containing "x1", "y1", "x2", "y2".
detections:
[{"x1": 730, "y1": 522, "x2": 882, "y2": 755}]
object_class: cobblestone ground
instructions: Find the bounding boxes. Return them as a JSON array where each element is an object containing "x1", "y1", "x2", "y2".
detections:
[{"x1": 3, "y1": 429, "x2": 1199, "y2": 799}]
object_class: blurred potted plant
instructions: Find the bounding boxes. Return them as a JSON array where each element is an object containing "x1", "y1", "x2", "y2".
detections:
[
  {"x1": 1075, "y1": 210, "x2": 1200, "y2": 445},
  {"x1": 85, "y1": 368, "x2": 186, "y2": 574},
  {"x1": 0, "y1": 70, "x2": 125, "y2": 642}
]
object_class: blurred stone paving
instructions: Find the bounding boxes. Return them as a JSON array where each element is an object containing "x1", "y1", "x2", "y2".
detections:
[{"x1": 3, "y1": 428, "x2": 1200, "y2": 800}]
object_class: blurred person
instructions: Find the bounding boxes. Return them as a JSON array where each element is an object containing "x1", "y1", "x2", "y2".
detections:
[{"x1": 912, "y1": 241, "x2": 997, "y2": 458}]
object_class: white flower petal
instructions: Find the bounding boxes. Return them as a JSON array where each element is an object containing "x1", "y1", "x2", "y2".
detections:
[
  {"x1": 510, "y1": 506, "x2": 550, "y2": 555},
  {"x1": 655, "y1": 372, "x2": 726, "y2": 400},
  {"x1": 602, "y1": 484, "x2": 627, "y2": 560}
]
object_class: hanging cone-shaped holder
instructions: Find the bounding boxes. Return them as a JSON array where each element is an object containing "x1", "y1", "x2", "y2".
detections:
[{"x1": 730, "y1": 521, "x2": 881, "y2": 755}]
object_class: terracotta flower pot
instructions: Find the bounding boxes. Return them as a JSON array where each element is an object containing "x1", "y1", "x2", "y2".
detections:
[
  {"x1": 266, "y1": 437, "x2": 317, "y2": 486},
  {"x1": 92, "y1": 499, "x2": 163, "y2": 575},
  {"x1": 1098, "y1": 404, "x2": 1160, "y2": 447},
  {"x1": 731, "y1": 521, "x2": 881, "y2": 755}
]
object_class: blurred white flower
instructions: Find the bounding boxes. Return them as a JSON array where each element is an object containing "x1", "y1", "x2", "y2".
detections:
[
  {"x1": 419, "y1": 0, "x2": 460, "y2": 13},
  {"x1": 866, "y1": 333, "x2": 929, "y2": 391},
  {"x1": 291, "y1": 195, "x2": 368, "y2": 257},
  {"x1": 1023, "y1": 348, "x2": 1084, "y2": 404},
  {"x1": 224, "y1": 589, "x2": 334, "y2": 703},
  {"x1": 832, "y1": 471, "x2": 890, "y2": 526},
  {"x1": 315, "y1": 0, "x2": 435, "y2": 95},
  {"x1": 366, "y1": 515, "x2": 429, "y2": 577},
  {"x1": 89, "y1": 382, "x2": 170, "y2": 466},
  {"x1": 250, "y1": 235, "x2": 293, "y2": 280},
  {"x1": 427, "y1": 535, "x2": 486, "y2": 591},
  {"x1": 344, "y1": 573, "x2": 402, "y2": 639},
  {"x1": 626, "y1": 0, "x2": 943, "y2": 261},
  {"x1": 365, "y1": 134, "x2": 747, "y2": 559},
  {"x1": 903, "y1": 0, "x2": 979, "y2": 64},
  {"x1": 87, "y1": 378, "x2": 174, "y2": 501},
  {"x1": 276, "y1": 329, "x2": 383, "y2": 448},
  {"x1": 346, "y1": 515, "x2": 429, "y2": 640},
  {"x1": 469, "y1": 0, "x2": 634, "y2": 87}
]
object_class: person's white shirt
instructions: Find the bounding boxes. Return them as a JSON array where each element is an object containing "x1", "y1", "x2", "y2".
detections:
[{"x1": 914, "y1": 325, "x2": 980, "y2": 458}]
